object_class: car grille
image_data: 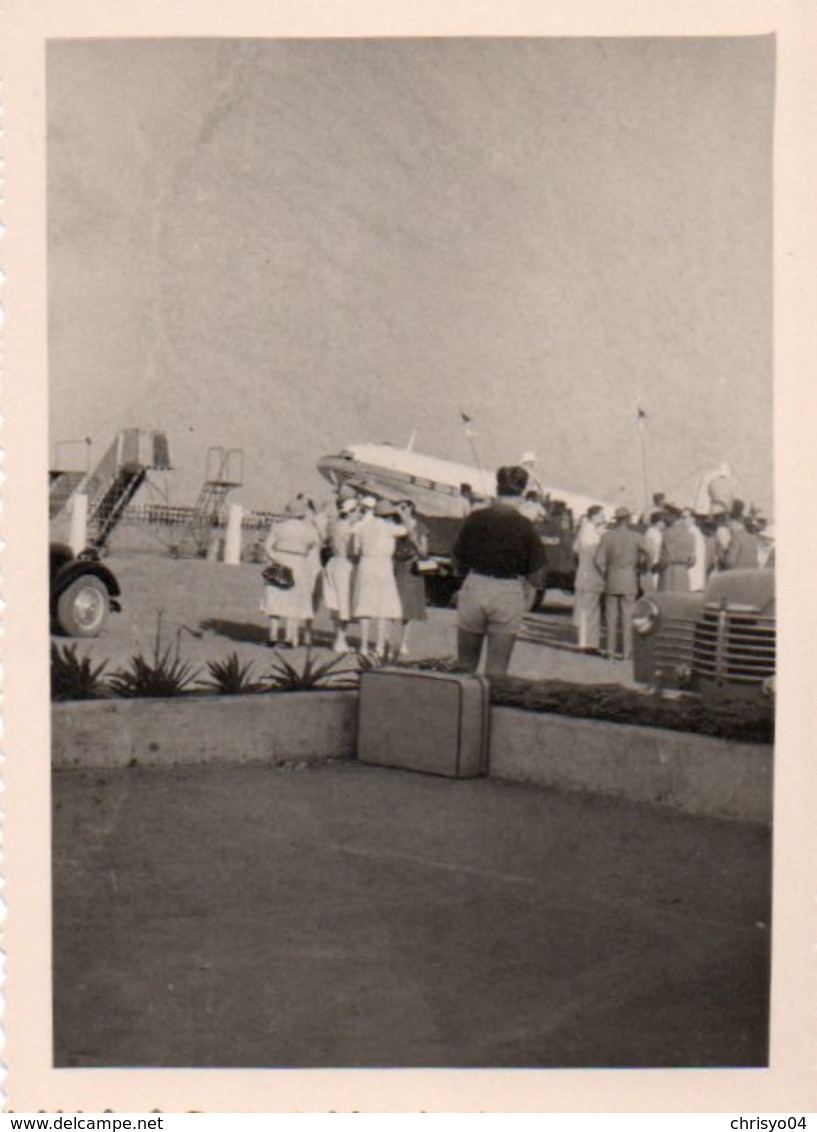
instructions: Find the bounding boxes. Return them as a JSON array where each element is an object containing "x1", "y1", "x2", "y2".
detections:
[
  {"x1": 653, "y1": 615, "x2": 697, "y2": 679},
  {"x1": 692, "y1": 606, "x2": 776, "y2": 686}
]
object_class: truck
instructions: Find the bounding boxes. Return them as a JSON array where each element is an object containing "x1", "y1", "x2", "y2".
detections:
[{"x1": 418, "y1": 503, "x2": 578, "y2": 609}]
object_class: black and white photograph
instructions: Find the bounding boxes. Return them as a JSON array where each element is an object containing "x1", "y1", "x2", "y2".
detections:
[{"x1": 4, "y1": 1, "x2": 817, "y2": 1115}]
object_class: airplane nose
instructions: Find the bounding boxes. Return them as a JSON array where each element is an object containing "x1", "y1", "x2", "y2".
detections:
[{"x1": 317, "y1": 454, "x2": 344, "y2": 486}]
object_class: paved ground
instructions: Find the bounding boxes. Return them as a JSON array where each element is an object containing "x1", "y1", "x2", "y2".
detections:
[
  {"x1": 53, "y1": 761, "x2": 771, "y2": 1069},
  {"x1": 64, "y1": 546, "x2": 639, "y2": 687}
]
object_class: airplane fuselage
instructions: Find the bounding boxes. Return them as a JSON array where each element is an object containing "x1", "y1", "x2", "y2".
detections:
[{"x1": 317, "y1": 443, "x2": 614, "y2": 519}]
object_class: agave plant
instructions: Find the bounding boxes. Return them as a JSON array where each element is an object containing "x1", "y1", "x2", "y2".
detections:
[
  {"x1": 108, "y1": 610, "x2": 200, "y2": 698},
  {"x1": 50, "y1": 643, "x2": 110, "y2": 702},
  {"x1": 263, "y1": 648, "x2": 360, "y2": 692},
  {"x1": 197, "y1": 651, "x2": 267, "y2": 695},
  {"x1": 108, "y1": 651, "x2": 200, "y2": 699},
  {"x1": 351, "y1": 650, "x2": 386, "y2": 675},
  {"x1": 393, "y1": 655, "x2": 469, "y2": 674}
]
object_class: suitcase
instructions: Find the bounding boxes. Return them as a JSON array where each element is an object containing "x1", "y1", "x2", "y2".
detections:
[{"x1": 357, "y1": 667, "x2": 490, "y2": 778}]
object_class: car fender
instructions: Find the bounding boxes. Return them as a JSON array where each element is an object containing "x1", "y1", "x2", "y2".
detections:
[{"x1": 50, "y1": 560, "x2": 121, "y2": 611}]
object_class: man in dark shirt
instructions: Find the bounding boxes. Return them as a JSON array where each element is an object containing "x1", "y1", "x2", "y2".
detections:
[{"x1": 453, "y1": 465, "x2": 546, "y2": 676}]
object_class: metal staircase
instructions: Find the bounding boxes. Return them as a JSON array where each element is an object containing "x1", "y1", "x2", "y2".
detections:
[
  {"x1": 50, "y1": 429, "x2": 172, "y2": 549},
  {"x1": 187, "y1": 447, "x2": 244, "y2": 556}
]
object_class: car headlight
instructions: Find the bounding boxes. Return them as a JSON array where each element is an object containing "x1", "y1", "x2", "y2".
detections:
[{"x1": 632, "y1": 597, "x2": 660, "y2": 635}]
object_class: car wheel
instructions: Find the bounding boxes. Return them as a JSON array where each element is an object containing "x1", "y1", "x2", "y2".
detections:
[{"x1": 56, "y1": 576, "x2": 110, "y2": 637}]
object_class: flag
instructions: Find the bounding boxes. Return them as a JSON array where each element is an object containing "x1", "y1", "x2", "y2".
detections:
[
  {"x1": 460, "y1": 409, "x2": 477, "y2": 439},
  {"x1": 637, "y1": 406, "x2": 647, "y2": 432}
]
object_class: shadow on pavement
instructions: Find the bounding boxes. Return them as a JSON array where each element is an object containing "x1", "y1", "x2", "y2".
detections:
[{"x1": 200, "y1": 618, "x2": 341, "y2": 651}]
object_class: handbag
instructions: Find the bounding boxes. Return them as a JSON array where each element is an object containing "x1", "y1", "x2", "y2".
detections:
[
  {"x1": 262, "y1": 559, "x2": 295, "y2": 589},
  {"x1": 411, "y1": 557, "x2": 438, "y2": 575}
]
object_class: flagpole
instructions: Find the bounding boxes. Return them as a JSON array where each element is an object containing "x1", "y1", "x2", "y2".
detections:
[
  {"x1": 637, "y1": 408, "x2": 649, "y2": 517},
  {"x1": 460, "y1": 409, "x2": 483, "y2": 477},
  {"x1": 467, "y1": 433, "x2": 483, "y2": 476}
]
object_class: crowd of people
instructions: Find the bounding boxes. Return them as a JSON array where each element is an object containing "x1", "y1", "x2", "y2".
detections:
[
  {"x1": 258, "y1": 457, "x2": 774, "y2": 676},
  {"x1": 571, "y1": 494, "x2": 774, "y2": 660},
  {"x1": 260, "y1": 487, "x2": 429, "y2": 657}
]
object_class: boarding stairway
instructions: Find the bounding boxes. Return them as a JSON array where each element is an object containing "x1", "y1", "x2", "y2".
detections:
[
  {"x1": 186, "y1": 447, "x2": 244, "y2": 556},
  {"x1": 50, "y1": 428, "x2": 171, "y2": 549}
]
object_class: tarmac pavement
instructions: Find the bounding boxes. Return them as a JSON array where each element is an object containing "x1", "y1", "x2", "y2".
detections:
[
  {"x1": 65, "y1": 551, "x2": 639, "y2": 687},
  {"x1": 53, "y1": 760, "x2": 771, "y2": 1068}
]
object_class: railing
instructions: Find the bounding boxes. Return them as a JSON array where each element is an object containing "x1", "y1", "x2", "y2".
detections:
[{"x1": 118, "y1": 503, "x2": 283, "y2": 530}]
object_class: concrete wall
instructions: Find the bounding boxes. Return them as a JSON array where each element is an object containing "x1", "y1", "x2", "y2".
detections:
[
  {"x1": 52, "y1": 692, "x2": 773, "y2": 824},
  {"x1": 489, "y1": 707, "x2": 772, "y2": 825},
  {"x1": 51, "y1": 691, "x2": 359, "y2": 770}
]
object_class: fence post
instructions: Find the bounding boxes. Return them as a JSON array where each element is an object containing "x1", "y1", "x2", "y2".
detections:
[
  {"x1": 68, "y1": 492, "x2": 89, "y2": 555},
  {"x1": 224, "y1": 503, "x2": 244, "y2": 565}
]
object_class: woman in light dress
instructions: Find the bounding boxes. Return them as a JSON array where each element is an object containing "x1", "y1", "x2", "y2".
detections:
[
  {"x1": 321, "y1": 497, "x2": 359, "y2": 652},
  {"x1": 391, "y1": 500, "x2": 429, "y2": 658},
  {"x1": 572, "y1": 505, "x2": 606, "y2": 653},
  {"x1": 351, "y1": 499, "x2": 407, "y2": 657},
  {"x1": 299, "y1": 495, "x2": 328, "y2": 631},
  {"x1": 260, "y1": 498, "x2": 319, "y2": 648}
]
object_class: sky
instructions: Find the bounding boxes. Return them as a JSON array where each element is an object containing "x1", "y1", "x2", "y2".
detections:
[{"x1": 47, "y1": 36, "x2": 774, "y2": 514}]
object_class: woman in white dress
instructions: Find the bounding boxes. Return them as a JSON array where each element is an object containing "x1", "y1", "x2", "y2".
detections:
[
  {"x1": 304, "y1": 495, "x2": 329, "y2": 614},
  {"x1": 260, "y1": 498, "x2": 319, "y2": 648},
  {"x1": 321, "y1": 497, "x2": 359, "y2": 652},
  {"x1": 351, "y1": 499, "x2": 406, "y2": 657}
]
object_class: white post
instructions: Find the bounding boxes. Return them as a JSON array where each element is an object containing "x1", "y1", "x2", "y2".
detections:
[
  {"x1": 224, "y1": 502, "x2": 243, "y2": 565},
  {"x1": 68, "y1": 492, "x2": 89, "y2": 556}
]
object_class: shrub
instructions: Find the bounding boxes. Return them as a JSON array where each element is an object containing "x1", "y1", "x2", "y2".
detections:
[
  {"x1": 263, "y1": 649, "x2": 359, "y2": 692},
  {"x1": 488, "y1": 677, "x2": 774, "y2": 744},
  {"x1": 394, "y1": 655, "x2": 470, "y2": 674},
  {"x1": 197, "y1": 652, "x2": 267, "y2": 695},
  {"x1": 109, "y1": 651, "x2": 201, "y2": 698},
  {"x1": 108, "y1": 611, "x2": 201, "y2": 698},
  {"x1": 51, "y1": 643, "x2": 110, "y2": 702}
]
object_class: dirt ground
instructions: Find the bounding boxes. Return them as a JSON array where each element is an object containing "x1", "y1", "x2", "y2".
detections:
[
  {"x1": 59, "y1": 537, "x2": 638, "y2": 687},
  {"x1": 53, "y1": 761, "x2": 771, "y2": 1069}
]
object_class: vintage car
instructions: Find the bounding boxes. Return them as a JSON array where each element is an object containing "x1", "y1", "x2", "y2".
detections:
[
  {"x1": 632, "y1": 567, "x2": 775, "y2": 698},
  {"x1": 50, "y1": 542, "x2": 122, "y2": 637}
]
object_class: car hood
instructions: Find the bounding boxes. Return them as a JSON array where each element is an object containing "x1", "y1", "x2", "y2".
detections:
[{"x1": 703, "y1": 568, "x2": 775, "y2": 614}]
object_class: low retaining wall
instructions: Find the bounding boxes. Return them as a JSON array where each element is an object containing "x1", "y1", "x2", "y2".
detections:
[
  {"x1": 489, "y1": 707, "x2": 772, "y2": 825},
  {"x1": 51, "y1": 691, "x2": 359, "y2": 770},
  {"x1": 52, "y1": 692, "x2": 772, "y2": 823}
]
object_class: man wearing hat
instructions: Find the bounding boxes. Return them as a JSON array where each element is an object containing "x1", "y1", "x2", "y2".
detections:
[
  {"x1": 721, "y1": 506, "x2": 760, "y2": 571},
  {"x1": 658, "y1": 505, "x2": 697, "y2": 592},
  {"x1": 593, "y1": 505, "x2": 648, "y2": 660},
  {"x1": 519, "y1": 451, "x2": 546, "y2": 499}
]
